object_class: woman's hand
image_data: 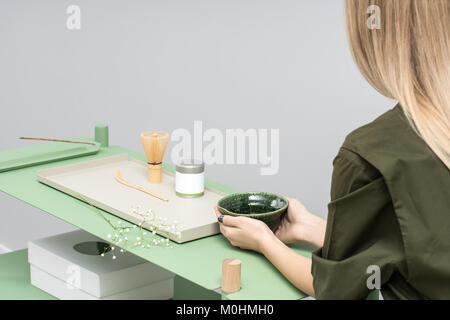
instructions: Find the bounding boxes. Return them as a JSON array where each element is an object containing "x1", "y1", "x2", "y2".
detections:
[
  {"x1": 274, "y1": 198, "x2": 327, "y2": 248},
  {"x1": 215, "y1": 205, "x2": 317, "y2": 297},
  {"x1": 215, "y1": 207, "x2": 277, "y2": 254}
]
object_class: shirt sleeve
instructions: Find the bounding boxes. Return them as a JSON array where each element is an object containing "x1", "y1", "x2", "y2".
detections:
[{"x1": 311, "y1": 148, "x2": 407, "y2": 300}]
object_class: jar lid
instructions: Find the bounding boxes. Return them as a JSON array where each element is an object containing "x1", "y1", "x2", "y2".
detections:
[{"x1": 176, "y1": 159, "x2": 204, "y2": 174}]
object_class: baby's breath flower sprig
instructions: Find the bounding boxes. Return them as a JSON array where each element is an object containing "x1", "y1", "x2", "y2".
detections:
[{"x1": 83, "y1": 198, "x2": 183, "y2": 260}]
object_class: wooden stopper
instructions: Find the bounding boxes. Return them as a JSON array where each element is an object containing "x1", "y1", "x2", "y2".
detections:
[
  {"x1": 221, "y1": 258, "x2": 241, "y2": 293},
  {"x1": 148, "y1": 164, "x2": 162, "y2": 184}
]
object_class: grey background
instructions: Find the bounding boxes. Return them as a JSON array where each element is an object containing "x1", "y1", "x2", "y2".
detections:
[{"x1": 0, "y1": 0, "x2": 392, "y2": 251}]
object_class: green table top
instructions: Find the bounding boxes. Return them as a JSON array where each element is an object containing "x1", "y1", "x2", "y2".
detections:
[
  {"x1": 0, "y1": 249, "x2": 56, "y2": 300},
  {"x1": 0, "y1": 143, "x2": 313, "y2": 300}
]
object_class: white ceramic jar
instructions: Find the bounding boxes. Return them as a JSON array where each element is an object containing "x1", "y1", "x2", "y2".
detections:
[{"x1": 175, "y1": 159, "x2": 204, "y2": 198}]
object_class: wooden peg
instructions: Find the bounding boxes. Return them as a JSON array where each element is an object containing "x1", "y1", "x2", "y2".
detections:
[{"x1": 221, "y1": 258, "x2": 241, "y2": 293}]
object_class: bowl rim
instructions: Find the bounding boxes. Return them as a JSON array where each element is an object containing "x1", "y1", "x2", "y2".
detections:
[{"x1": 217, "y1": 192, "x2": 289, "y2": 218}]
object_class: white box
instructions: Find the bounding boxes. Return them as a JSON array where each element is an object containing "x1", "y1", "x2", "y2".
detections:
[
  {"x1": 28, "y1": 230, "x2": 174, "y2": 299},
  {"x1": 30, "y1": 265, "x2": 173, "y2": 300}
]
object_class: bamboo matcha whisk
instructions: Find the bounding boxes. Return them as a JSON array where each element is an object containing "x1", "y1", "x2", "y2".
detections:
[{"x1": 140, "y1": 131, "x2": 170, "y2": 184}]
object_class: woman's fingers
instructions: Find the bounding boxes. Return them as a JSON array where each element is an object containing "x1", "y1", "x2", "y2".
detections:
[
  {"x1": 215, "y1": 206, "x2": 242, "y2": 228},
  {"x1": 221, "y1": 215, "x2": 243, "y2": 227},
  {"x1": 219, "y1": 224, "x2": 229, "y2": 236},
  {"x1": 274, "y1": 225, "x2": 283, "y2": 240},
  {"x1": 274, "y1": 219, "x2": 289, "y2": 243},
  {"x1": 220, "y1": 224, "x2": 238, "y2": 240}
]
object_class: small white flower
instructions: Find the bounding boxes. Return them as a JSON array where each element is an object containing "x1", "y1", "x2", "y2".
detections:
[{"x1": 112, "y1": 255, "x2": 117, "y2": 260}]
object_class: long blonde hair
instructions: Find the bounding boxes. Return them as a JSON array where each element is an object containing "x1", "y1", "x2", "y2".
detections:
[{"x1": 345, "y1": 0, "x2": 450, "y2": 169}]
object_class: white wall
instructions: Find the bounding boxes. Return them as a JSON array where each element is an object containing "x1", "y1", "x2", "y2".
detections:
[{"x1": 0, "y1": 0, "x2": 393, "y2": 249}]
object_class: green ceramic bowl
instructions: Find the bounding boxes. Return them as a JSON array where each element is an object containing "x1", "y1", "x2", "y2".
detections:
[{"x1": 217, "y1": 192, "x2": 288, "y2": 230}]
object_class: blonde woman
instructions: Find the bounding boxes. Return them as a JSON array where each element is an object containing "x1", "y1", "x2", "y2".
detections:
[{"x1": 216, "y1": 0, "x2": 450, "y2": 300}]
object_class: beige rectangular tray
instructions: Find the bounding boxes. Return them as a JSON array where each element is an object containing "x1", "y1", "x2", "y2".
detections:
[{"x1": 37, "y1": 154, "x2": 225, "y2": 243}]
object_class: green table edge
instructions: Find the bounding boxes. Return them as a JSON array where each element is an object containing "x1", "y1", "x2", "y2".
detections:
[
  {"x1": 0, "y1": 249, "x2": 56, "y2": 300},
  {"x1": 0, "y1": 141, "x2": 313, "y2": 300}
]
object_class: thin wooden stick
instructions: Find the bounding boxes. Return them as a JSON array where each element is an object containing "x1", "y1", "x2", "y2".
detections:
[
  {"x1": 115, "y1": 170, "x2": 169, "y2": 202},
  {"x1": 19, "y1": 137, "x2": 97, "y2": 146}
]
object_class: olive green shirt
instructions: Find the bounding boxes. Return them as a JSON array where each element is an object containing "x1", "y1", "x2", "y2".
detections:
[{"x1": 311, "y1": 105, "x2": 450, "y2": 300}]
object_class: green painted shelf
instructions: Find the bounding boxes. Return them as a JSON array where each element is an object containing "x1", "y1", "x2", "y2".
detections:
[
  {"x1": 0, "y1": 140, "x2": 313, "y2": 300},
  {"x1": 0, "y1": 249, "x2": 222, "y2": 300},
  {"x1": 0, "y1": 249, "x2": 56, "y2": 300}
]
